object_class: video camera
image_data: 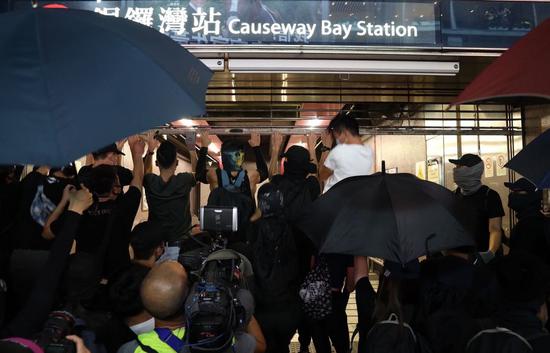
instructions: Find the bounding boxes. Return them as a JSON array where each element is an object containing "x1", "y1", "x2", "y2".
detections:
[
  {"x1": 34, "y1": 311, "x2": 76, "y2": 353},
  {"x1": 178, "y1": 207, "x2": 239, "y2": 277}
]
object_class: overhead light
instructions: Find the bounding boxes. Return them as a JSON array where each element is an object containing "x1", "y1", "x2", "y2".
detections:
[
  {"x1": 229, "y1": 59, "x2": 460, "y2": 76},
  {"x1": 178, "y1": 119, "x2": 195, "y2": 127},
  {"x1": 200, "y1": 59, "x2": 224, "y2": 71},
  {"x1": 306, "y1": 118, "x2": 323, "y2": 127}
]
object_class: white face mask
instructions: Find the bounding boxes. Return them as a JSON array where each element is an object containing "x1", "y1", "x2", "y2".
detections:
[{"x1": 129, "y1": 318, "x2": 155, "y2": 335}]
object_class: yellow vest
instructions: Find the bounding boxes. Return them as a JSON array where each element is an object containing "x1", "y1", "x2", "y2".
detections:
[{"x1": 134, "y1": 327, "x2": 186, "y2": 353}]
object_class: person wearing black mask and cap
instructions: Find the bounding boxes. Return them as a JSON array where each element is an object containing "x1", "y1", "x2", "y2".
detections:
[
  {"x1": 269, "y1": 134, "x2": 320, "y2": 353},
  {"x1": 506, "y1": 178, "x2": 550, "y2": 265},
  {"x1": 450, "y1": 154, "x2": 505, "y2": 263}
]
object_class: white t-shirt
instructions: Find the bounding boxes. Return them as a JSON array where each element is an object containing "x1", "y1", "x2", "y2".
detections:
[{"x1": 323, "y1": 143, "x2": 374, "y2": 192}]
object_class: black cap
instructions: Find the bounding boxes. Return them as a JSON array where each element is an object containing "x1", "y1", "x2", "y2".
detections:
[
  {"x1": 281, "y1": 145, "x2": 316, "y2": 174},
  {"x1": 130, "y1": 222, "x2": 167, "y2": 254},
  {"x1": 449, "y1": 154, "x2": 482, "y2": 167},
  {"x1": 504, "y1": 178, "x2": 537, "y2": 192},
  {"x1": 93, "y1": 143, "x2": 125, "y2": 158}
]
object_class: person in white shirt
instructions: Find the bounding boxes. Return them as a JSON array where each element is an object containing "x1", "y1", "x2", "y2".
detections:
[{"x1": 319, "y1": 113, "x2": 374, "y2": 193}]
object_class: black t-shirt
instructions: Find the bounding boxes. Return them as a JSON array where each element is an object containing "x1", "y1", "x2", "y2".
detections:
[
  {"x1": 456, "y1": 186, "x2": 505, "y2": 252},
  {"x1": 51, "y1": 186, "x2": 141, "y2": 277},
  {"x1": 143, "y1": 173, "x2": 196, "y2": 242}
]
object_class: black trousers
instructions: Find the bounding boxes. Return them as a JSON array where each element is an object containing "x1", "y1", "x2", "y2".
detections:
[
  {"x1": 256, "y1": 300, "x2": 301, "y2": 353},
  {"x1": 355, "y1": 277, "x2": 376, "y2": 353},
  {"x1": 311, "y1": 292, "x2": 350, "y2": 353}
]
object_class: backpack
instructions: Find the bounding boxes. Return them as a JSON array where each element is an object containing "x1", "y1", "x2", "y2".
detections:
[
  {"x1": 208, "y1": 170, "x2": 254, "y2": 240},
  {"x1": 466, "y1": 327, "x2": 534, "y2": 353},
  {"x1": 251, "y1": 217, "x2": 298, "y2": 307},
  {"x1": 272, "y1": 176, "x2": 314, "y2": 224},
  {"x1": 29, "y1": 184, "x2": 56, "y2": 227},
  {"x1": 185, "y1": 250, "x2": 252, "y2": 353},
  {"x1": 299, "y1": 257, "x2": 332, "y2": 321},
  {"x1": 364, "y1": 313, "x2": 432, "y2": 353}
]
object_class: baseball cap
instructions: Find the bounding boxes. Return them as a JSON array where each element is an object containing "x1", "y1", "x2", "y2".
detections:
[
  {"x1": 449, "y1": 154, "x2": 482, "y2": 167},
  {"x1": 281, "y1": 145, "x2": 316, "y2": 174},
  {"x1": 504, "y1": 178, "x2": 537, "y2": 192},
  {"x1": 92, "y1": 143, "x2": 125, "y2": 158}
]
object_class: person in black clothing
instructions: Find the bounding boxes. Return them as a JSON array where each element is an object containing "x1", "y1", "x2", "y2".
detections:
[
  {"x1": 78, "y1": 143, "x2": 133, "y2": 190},
  {"x1": 450, "y1": 154, "x2": 505, "y2": 262},
  {"x1": 269, "y1": 133, "x2": 320, "y2": 353},
  {"x1": 197, "y1": 131, "x2": 268, "y2": 198},
  {"x1": 43, "y1": 135, "x2": 146, "y2": 280},
  {"x1": 143, "y1": 137, "x2": 196, "y2": 258},
  {"x1": 418, "y1": 248, "x2": 499, "y2": 353},
  {"x1": 248, "y1": 183, "x2": 300, "y2": 353},
  {"x1": 129, "y1": 221, "x2": 167, "y2": 269},
  {"x1": 492, "y1": 252, "x2": 550, "y2": 353},
  {"x1": 99, "y1": 264, "x2": 152, "y2": 353},
  {"x1": 0, "y1": 186, "x2": 93, "y2": 339},
  {"x1": 506, "y1": 178, "x2": 550, "y2": 265},
  {"x1": 196, "y1": 131, "x2": 268, "y2": 242}
]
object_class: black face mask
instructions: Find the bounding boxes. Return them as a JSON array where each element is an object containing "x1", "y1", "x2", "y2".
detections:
[{"x1": 508, "y1": 192, "x2": 541, "y2": 213}]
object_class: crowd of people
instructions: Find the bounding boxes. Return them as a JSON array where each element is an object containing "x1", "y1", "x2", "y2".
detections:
[{"x1": 0, "y1": 113, "x2": 549, "y2": 353}]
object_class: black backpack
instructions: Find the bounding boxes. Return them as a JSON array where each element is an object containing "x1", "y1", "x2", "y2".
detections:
[
  {"x1": 251, "y1": 217, "x2": 298, "y2": 307},
  {"x1": 208, "y1": 170, "x2": 254, "y2": 241},
  {"x1": 466, "y1": 327, "x2": 536, "y2": 353},
  {"x1": 271, "y1": 176, "x2": 314, "y2": 224},
  {"x1": 364, "y1": 313, "x2": 432, "y2": 353}
]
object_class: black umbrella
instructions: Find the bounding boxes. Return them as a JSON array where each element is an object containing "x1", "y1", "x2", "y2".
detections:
[
  {"x1": 505, "y1": 129, "x2": 550, "y2": 188},
  {"x1": 0, "y1": 8, "x2": 212, "y2": 166},
  {"x1": 296, "y1": 173, "x2": 476, "y2": 264}
]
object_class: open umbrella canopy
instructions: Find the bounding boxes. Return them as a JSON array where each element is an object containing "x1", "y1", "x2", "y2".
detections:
[
  {"x1": 505, "y1": 128, "x2": 550, "y2": 188},
  {"x1": 296, "y1": 173, "x2": 476, "y2": 264},
  {"x1": 0, "y1": 8, "x2": 212, "y2": 166},
  {"x1": 452, "y1": 18, "x2": 550, "y2": 106}
]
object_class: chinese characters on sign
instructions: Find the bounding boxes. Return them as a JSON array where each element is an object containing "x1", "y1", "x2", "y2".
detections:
[{"x1": 91, "y1": 2, "x2": 435, "y2": 46}]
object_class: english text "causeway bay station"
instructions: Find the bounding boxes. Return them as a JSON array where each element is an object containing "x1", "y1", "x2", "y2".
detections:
[{"x1": 227, "y1": 19, "x2": 420, "y2": 40}]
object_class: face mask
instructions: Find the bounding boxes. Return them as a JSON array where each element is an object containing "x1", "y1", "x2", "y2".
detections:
[
  {"x1": 453, "y1": 162, "x2": 484, "y2": 196},
  {"x1": 508, "y1": 192, "x2": 541, "y2": 213},
  {"x1": 129, "y1": 317, "x2": 155, "y2": 335},
  {"x1": 221, "y1": 149, "x2": 244, "y2": 171}
]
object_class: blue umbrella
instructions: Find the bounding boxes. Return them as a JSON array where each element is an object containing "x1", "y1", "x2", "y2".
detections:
[
  {"x1": 0, "y1": 8, "x2": 212, "y2": 166},
  {"x1": 505, "y1": 129, "x2": 550, "y2": 188}
]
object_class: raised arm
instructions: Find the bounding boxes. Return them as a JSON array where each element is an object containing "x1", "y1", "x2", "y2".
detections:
[
  {"x1": 307, "y1": 134, "x2": 319, "y2": 174},
  {"x1": 196, "y1": 131, "x2": 212, "y2": 184},
  {"x1": 269, "y1": 133, "x2": 283, "y2": 178},
  {"x1": 318, "y1": 131, "x2": 334, "y2": 182},
  {"x1": 249, "y1": 133, "x2": 268, "y2": 183},
  {"x1": 144, "y1": 132, "x2": 160, "y2": 175},
  {"x1": 127, "y1": 135, "x2": 145, "y2": 189},
  {"x1": 42, "y1": 184, "x2": 75, "y2": 239}
]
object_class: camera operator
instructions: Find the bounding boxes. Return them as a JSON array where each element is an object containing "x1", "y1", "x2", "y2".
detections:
[{"x1": 117, "y1": 261, "x2": 265, "y2": 353}]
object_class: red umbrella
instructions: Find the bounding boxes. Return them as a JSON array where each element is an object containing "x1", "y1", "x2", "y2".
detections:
[{"x1": 453, "y1": 18, "x2": 550, "y2": 105}]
